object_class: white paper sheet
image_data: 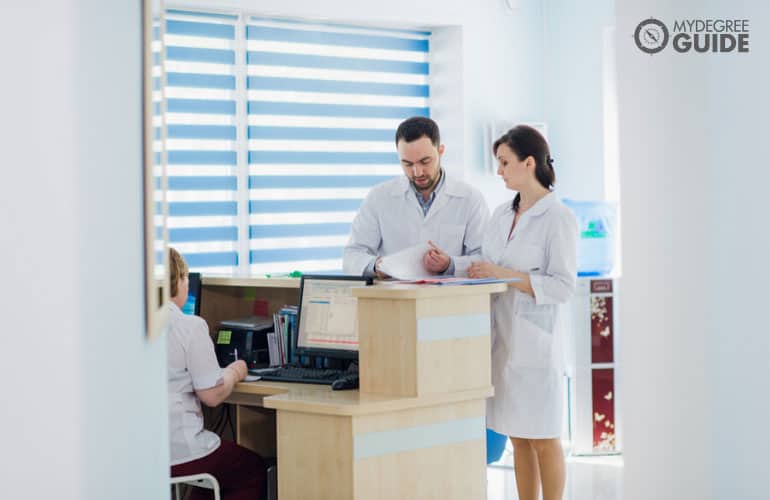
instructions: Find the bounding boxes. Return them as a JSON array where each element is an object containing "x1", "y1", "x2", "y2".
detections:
[{"x1": 378, "y1": 242, "x2": 432, "y2": 280}]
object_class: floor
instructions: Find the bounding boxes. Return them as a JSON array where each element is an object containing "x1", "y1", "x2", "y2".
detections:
[{"x1": 487, "y1": 453, "x2": 623, "y2": 500}]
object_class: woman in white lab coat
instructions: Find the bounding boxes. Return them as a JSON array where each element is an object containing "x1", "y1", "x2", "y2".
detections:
[
  {"x1": 468, "y1": 125, "x2": 577, "y2": 500},
  {"x1": 167, "y1": 248, "x2": 266, "y2": 500}
]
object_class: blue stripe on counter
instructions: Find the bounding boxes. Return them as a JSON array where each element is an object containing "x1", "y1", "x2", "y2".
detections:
[
  {"x1": 417, "y1": 314, "x2": 490, "y2": 342},
  {"x1": 354, "y1": 416, "x2": 485, "y2": 460}
]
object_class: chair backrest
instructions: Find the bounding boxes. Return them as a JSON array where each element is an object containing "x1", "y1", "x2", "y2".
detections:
[{"x1": 170, "y1": 473, "x2": 220, "y2": 500}]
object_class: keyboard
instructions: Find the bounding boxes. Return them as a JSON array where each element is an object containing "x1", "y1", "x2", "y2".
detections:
[{"x1": 255, "y1": 366, "x2": 356, "y2": 386}]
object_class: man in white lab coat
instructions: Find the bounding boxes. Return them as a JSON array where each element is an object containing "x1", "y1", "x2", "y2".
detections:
[{"x1": 343, "y1": 116, "x2": 489, "y2": 277}]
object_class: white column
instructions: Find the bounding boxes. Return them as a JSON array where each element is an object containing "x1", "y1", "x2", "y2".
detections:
[
  {"x1": 1, "y1": 2, "x2": 170, "y2": 499},
  {"x1": 616, "y1": 1, "x2": 770, "y2": 499}
]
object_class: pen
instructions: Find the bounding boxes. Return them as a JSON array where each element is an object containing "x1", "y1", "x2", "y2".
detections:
[{"x1": 234, "y1": 348, "x2": 238, "y2": 361}]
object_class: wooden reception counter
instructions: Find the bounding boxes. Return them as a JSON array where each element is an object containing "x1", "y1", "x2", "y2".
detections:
[{"x1": 223, "y1": 282, "x2": 507, "y2": 500}]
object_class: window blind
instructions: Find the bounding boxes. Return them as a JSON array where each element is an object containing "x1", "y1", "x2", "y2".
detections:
[
  {"x1": 163, "y1": 10, "x2": 240, "y2": 274},
  {"x1": 152, "y1": 14, "x2": 166, "y2": 275},
  {"x1": 159, "y1": 12, "x2": 431, "y2": 275},
  {"x1": 245, "y1": 18, "x2": 431, "y2": 274}
]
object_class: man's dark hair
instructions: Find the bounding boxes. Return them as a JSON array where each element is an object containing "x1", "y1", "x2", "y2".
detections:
[{"x1": 395, "y1": 116, "x2": 440, "y2": 147}]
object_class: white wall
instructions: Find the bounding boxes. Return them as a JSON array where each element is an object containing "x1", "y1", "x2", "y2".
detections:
[
  {"x1": 1, "y1": 3, "x2": 83, "y2": 497},
  {"x1": 708, "y1": 3, "x2": 770, "y2": 494},
  {"x1": 544, "y1": 0, "x2": 615, "y2": 201},
  {"x1": 616, "y1": 1, "x2": 770, "y2": 499},
  {"x1": 459, "y1": 0, "x2": 547, "y2": 210},
  {"x1": 0, "y1": 2, "x2": 169, "y2": 499}
]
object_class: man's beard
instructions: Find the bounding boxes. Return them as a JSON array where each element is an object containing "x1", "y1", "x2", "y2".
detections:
[{"x1": 411, "y1": 168, "x2": 441, "y2": 192}]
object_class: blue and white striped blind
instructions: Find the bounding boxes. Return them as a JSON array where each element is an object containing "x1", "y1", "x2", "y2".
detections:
[
  {"x1": 163, "y1": 11, "x2": 430, "y2": 275},
  {"x1": 164, "y1": 10, "x2": 240, "y2": 274},
  {"x1": 152, "y1": 14, "x2": 167, "y2": 276},
  {"x1": 246, "y1": 18, "x2": 430, "y2": 274}
]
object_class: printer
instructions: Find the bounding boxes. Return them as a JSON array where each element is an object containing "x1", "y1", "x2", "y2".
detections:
[{"x1": 214, "y1": 315, "x2": 273, "y2": 370}]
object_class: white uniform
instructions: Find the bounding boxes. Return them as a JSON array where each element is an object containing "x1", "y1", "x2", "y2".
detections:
[
  {"x1": 167, "y1": 302, "x2": 223, "y2": 465},
  {"x1": 483, "y1": 193, "x2": 577, "y2": 438},
  {"x1": 343, "y1": 174, "x2": 489, "y2": 275}
]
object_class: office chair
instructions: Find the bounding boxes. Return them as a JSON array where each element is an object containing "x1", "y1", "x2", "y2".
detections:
[
  {"x1": 170, "y1": 472, "x2": 220, "y2": 500},
  {"x1": 170, "y1": 468, "x2": 276, "y2": 500}
]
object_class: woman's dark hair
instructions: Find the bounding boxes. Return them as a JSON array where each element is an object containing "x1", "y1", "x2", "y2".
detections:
[
  {"x1": 493, "y1": 125, "x2": 555, "y2": 212},
  {"x1": 395, "y1": 116, "x2": 440, "y2": 147}
]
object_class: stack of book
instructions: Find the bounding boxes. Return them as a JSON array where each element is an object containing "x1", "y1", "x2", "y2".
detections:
[{"x1": 267, "y1": 305, "x2": 298, "y2": 366}]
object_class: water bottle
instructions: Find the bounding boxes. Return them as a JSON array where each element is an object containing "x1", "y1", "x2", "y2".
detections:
[{"x1": 562, "y1": 199, "x2": 617, "y2": 276}]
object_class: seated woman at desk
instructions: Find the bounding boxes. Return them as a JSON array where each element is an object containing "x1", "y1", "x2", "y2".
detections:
[{"x1": 168, "y1": 247, "x2": 266, "y2": 500}]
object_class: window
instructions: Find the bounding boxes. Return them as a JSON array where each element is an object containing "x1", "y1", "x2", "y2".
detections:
[
  {"x1": 164, "y1": 10, "x2": 239, "y2": 274},
  {"x1": 162, "y1": 11, "x2": 431, "y2": 275}
]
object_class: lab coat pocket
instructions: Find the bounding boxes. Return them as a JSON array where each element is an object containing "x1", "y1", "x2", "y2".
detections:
[
  {"x1": 439, "y1": 223, "x2": 465, "y2": 256},
  {"x1": 518, "y1": 294, "x2": 556, "y2": 334},
  {"x1": 511, "y1": 292, "x2": 556, "y2": 369}
]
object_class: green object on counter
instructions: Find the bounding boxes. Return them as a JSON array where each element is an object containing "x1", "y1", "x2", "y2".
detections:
[{"x1": 265, "y1": 270, "x2": 302, "y2": 278}]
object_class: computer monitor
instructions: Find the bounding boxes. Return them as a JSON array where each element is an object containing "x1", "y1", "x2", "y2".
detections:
[
  {"x1": 295, "y1": 274, "x2": 373, "y2": 360},
  {"x1": 182, "y1": 271, "x2": 202, "y2": 316}
]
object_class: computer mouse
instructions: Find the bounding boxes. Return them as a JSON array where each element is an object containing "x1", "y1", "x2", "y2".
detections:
[{"x1": 331, "y1": 375, "x2": 359, "y2": 391}]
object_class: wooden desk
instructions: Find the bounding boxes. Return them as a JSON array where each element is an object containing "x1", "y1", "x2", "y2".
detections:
[
  {"x1": 228, "y1": 381, "x2": 493, "y2": 500},
  {"x1": 207, "y1": 279, "x2": 507, "y2": 499}
]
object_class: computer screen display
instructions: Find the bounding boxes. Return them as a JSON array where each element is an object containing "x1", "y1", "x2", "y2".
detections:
[
  {"x1": 182, "y1": 272, "x2": 202, "y2": 316},
  {"x1": 295, "y1": 275, "x2": 371, "y2": 358}
]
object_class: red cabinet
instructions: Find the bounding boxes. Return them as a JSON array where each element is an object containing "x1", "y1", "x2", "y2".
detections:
[{"x1": 569, "y1": 278, "x2": 620, "y2": 455}]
